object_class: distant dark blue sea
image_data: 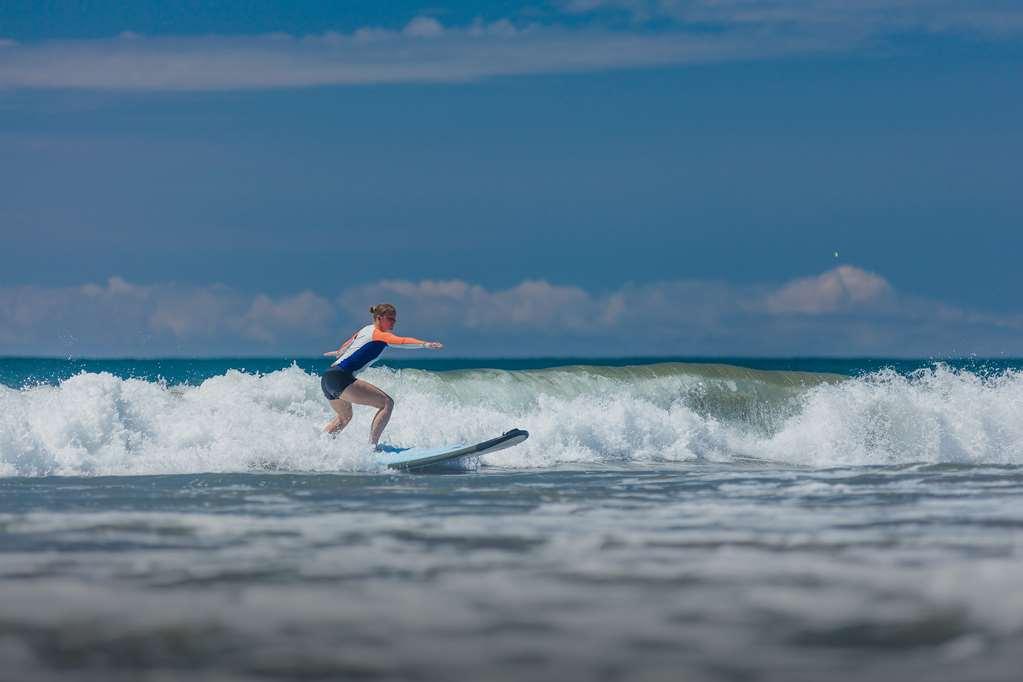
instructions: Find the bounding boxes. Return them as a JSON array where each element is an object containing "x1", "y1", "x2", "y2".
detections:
[{"x1": 2, "y1": 357, "x2": 1022, "y2": 681}]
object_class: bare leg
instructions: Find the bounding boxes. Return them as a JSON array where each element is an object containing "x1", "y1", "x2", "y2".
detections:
[
  {"x1": 323, "y1": 398, "x2": 353, "y2": 434},
  {"x1": 340, "y1": 380, "x2": 394, "y2": 445}
]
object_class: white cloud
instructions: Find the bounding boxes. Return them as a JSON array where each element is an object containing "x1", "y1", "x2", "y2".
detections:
[
  {"x1": 403, "y1": 16, "x2": 445, "y2": 39},
  {"x1": 0, "y1": 277, "x2": 335, "y2": 355},
  {"x1": 561, "y1": 0, "x2": 1023, "y2": 38},
  {"x1": 0, "y1": 17, "x2": 846, "y2": 91},
  {"x1": 2, "y1": 268, "x2": 1022, "y2": 356},
  {"x1": 468, "y1": 18, "x2": 520, "y2": 38},
  {"x1": 242, "y1": 291, "x2": 335, "y2": 342},
  {"x1": 146, "y1": 285, "x2": 242, "y2": 339},
  {"x1": 345, "y1": 269, "x2": 897, "y2": 333},
  {"x1": 764, "y1": 265, "x2": 894, "y2": 314},
  {"x1": 339, "y1": 278, "x2": 607, "y2": 333},
  {"x1": 927, "y1": 8, "x2": 1023, "y2": 37},
  {"x1": 338, "y1": 267, "x2": 1023, "y2": 356},
  {"x1": 1, "y1": 3, "x2": 1018, "y2": 91}
]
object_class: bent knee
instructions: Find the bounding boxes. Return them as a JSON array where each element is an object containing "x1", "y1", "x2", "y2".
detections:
[{"x1": 380, "y1": 394, "x2": 394, "y2": 411}]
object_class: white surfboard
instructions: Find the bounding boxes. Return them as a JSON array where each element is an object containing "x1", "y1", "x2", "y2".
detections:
[{"x1": 375, "y1": 429, "x2": 529, "y2": 471}]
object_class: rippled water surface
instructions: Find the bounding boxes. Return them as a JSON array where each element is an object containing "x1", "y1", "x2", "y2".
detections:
[
  {"x1": 3, "y1": 464, "x2": 1023, "y2": 681},
  {"x1": 4, "y1": 357, "x2": 1023, "y2": 680}
]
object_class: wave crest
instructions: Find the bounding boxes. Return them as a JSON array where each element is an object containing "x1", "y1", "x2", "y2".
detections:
[{"x1": 1, "y1": 363, "x2": 1021, "y2": 476}]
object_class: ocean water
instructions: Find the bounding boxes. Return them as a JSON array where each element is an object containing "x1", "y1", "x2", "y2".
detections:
[{"x1": 2, "y1": 357, "x2": 1023, "y2": 681}]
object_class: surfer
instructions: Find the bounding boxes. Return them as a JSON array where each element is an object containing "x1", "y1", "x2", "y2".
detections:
[{"x1": 321, "y1": 303, "x2": 443, "y2": 447}]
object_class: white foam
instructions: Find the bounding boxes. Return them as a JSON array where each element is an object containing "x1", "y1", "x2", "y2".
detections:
[
  {"x1": 751, "y1": 367, "x2": 1023, "y2": 467},
  {"x1": 2, "y1": 364, "x2": 1022, "y2": 476}
]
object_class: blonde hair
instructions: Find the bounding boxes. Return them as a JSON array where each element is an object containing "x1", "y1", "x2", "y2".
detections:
[{"x1": 369, "y1": 303, "x2": 397, "y2": 319}]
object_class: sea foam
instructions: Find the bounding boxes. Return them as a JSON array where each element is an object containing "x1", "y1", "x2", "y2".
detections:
[{"x1": 2, "y1": 363, "x2": 1022, "y2": 476}]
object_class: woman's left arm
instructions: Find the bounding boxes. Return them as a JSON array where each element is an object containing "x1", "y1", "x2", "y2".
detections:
[{"x1": 373, "y1": 330, "x2": 443, "y2": 349}]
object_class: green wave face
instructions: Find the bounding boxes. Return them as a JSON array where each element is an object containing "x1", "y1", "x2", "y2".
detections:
[{"x1": 398, "y1": 362, "x2": 843, "y2": 430}]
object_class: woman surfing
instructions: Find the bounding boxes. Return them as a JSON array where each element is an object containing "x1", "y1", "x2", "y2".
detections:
[{"x1": 321, "y1": 303, "x2": 443, "y2": 447}]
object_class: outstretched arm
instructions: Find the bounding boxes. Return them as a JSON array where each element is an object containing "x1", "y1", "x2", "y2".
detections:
[{"x1": 372, "y1": 330, "x2": 443, "y2": 349}]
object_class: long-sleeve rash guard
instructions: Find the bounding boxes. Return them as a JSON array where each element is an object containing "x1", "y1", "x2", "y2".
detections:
[{"x1": 329, "y1": 324, "x2": 427, "y2": 373}]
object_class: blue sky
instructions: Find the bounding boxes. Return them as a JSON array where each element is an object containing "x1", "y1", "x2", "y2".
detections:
[{"x1": 2, "y1": 1, "x2": 1022, "y2": 356}]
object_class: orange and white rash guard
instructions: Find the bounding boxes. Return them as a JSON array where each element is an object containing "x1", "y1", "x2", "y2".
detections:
[{"x1": 329, "y1": 324, "x2": 427, "y2": 373}]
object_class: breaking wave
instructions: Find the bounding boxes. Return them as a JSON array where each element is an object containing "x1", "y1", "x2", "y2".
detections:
[{"x1": 2, "y1": 363, "x2": 1022, "y2": 476}]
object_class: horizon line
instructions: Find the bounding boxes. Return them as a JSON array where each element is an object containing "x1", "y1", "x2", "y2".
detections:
[{"x1": 1, "y1": 355, "x2": 1015, "y2": 362}]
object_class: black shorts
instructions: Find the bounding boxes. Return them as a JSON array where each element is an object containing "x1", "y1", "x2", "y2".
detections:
[{"x1": 321, "y1": 370, "x2": 357, "y2": 400}]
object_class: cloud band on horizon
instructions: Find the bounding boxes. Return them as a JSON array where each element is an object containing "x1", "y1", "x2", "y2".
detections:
[{"x1": 1, "y1": 267, "x2": 1019, "y2": 357}]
